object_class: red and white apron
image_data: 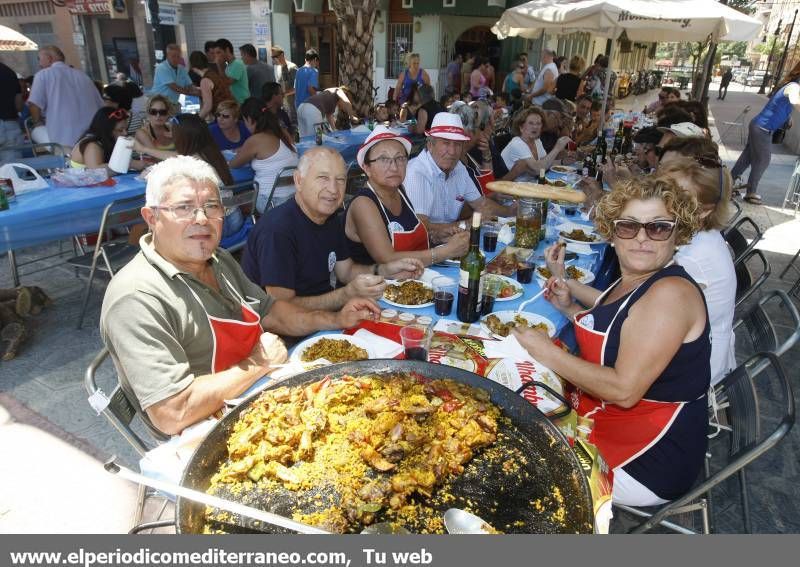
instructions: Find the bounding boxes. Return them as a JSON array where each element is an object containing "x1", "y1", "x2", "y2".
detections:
[
  {"x1": 571, "y1": 277, "x2": 685, "y2": 471},
  {"x1": 180, "y1": 273, "x2": 263, "y2": 373},
  {"x1": 367, "y1": 183, "x2": 430, "y2": 253}
]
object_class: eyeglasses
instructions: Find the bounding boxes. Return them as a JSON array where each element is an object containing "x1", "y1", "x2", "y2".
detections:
[
  {"x1": 153, "y1": 202, "x2": 225, "y2": 220},
  {"x1": 149, "y1": 108, "x2": 169, "y2": 117},
  {"x1": 215, "y1": 113, "x2": 232, "y2": 119},
  {"x1": 109, "y1": 108, "x2": 129, "y2": 120},
  {"x1": 612, "y1": 219, "x2": 677, "y2": 241},
  {"x1": 366, "y1": 155, "x2": 409, "y2": 168}
]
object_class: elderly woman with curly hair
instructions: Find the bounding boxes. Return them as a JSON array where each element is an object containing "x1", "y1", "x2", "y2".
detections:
[
  {"x1": 500, "y1": 106, "x2": 571, "y2": 181},
  {"x1": 515, "y1": 176, "x2": 711, "y2": 507}
]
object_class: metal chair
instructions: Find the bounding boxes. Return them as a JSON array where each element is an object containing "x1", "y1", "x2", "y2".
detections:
[
  {"x1": 723, "y1": 216, "x2": 763, "y2": 265},
  {"x1": 261, "y1": 166, "x2": 297, "y2": 213},
  {"x1": 724, "y1": 199, "x2": 743, "y2": 229},
  {"x1": 781, "y1": 157, "x2": 800, "y2": 215},
  {"x1": 720, "y1": 105, "x2": 751, "y2": 146},
  {"x1": 345, "y1": 160, "x2": 368, "y2": 204},
  {"x1": 734, "y1": 249, "x2": 771, "y2": 308},
  {"x1": 617, "y1": 352, "x2": 795, "y2": 533},
  {"x1": 1, "y1": 143, "x2": 66, "y2": 172},
  {"x1": 67, "y1": 195, "x2": 146, "y2": 329},
  {"x1": 84, "y1": 348, "x2": 173, "y2": 532},
  {"x1": 218, "y1": 180, "x2": 259, "y2": 254},
  {"x1": 733, "y1": 290, "x2": 800, "y2": 364}
]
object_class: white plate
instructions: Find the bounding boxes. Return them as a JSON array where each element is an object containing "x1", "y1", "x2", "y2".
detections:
[
  {"x1": 484, "y1": 274, "x2": 523, "y2": 302},
  {"x1": 381, "y1": 279, "x2": 435, "y2": 309},
  {"x1": 558, "y1": 226, "x2": 603, "y2": 245},
  {"x1": 535, "y1": 265, "x2": 595, "y2": 285},
  {"x1": 480, "y1": 310, "x2": 557, "y2": 340},
  {"x1": 290, "y1": 334, "x2": 375, "y2": 363},
  {"x1": 549, "y1": 165, "x2": 577, "y2": 174}
]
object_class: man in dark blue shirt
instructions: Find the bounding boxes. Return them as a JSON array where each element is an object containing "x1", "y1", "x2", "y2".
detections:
[{"x1": 242, "y1": 147, "x2": 423, "y2": 310}]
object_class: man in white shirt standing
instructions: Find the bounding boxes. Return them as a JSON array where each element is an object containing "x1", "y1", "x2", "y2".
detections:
[
  {"x1": 529, "y1": 48, "x2": 558, "y2": 106},
  {"x1": 404, "y1": 113, "x2": 515, "y2": 243},
  {"x1": 27, "y1": 45, "x2": 104, "y2": 150}
]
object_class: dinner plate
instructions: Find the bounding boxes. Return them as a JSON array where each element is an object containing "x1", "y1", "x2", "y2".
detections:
[
  {"x1": 535, "y1": 265, "x2": 596, "y2": 285},
  {"x1": 484, "y1": 274, "x2": 523, "y2": 302},
  {"x1": 558, "y1": 224, "x2": 604, "y2": 245},
  {"x1": 549, "y1": 165, "x2": 577, "y2": 174},
  {"x1": 381, "y1": 279, "x2": 435, "y2": 309},
  {"x1": 480, "y1": 310, "x2": 557, "y2": 340},
  {"x1": 290, "y1": 334, "x2": 375, "y2": 363}
]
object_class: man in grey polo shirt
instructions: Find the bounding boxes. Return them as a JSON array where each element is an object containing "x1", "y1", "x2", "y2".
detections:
[{"x1": 100, "y1": 156, "x2": 380, "y2": 436}]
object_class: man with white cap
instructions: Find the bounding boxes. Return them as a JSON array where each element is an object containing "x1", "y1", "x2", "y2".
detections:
[
  {"x1": 242, "y1": 146, "x2": 423, "y2": 311},
  {"x1": 656, "y1": 121, "x2": 707, "y2": 150},
  {"x1": 405, "y1": 113, "x2": 515, "y2": 243}
]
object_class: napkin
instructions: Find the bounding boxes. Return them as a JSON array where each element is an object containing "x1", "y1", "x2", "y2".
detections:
[
  {"x1": 483, "y1": 334, "x2": 536, "y2": 361},
  {"x1": 353, "y1": 329, "x2": 404, "y2": 358},
  {"x1": 434, "y1": 319, "x2": 492, "y2": 339},
  {"x1": 496, "y1": 216, "x2": 515, "y2": 226},
  {"x1": 498, "y1": 224, "x2": 514, "y2": 245},
  {"x1": 566, "y1": 242, "x2": 597, "y2": 255},
  {"x1": 420, "y1": 268, "x2": 444, "y2": 285}
]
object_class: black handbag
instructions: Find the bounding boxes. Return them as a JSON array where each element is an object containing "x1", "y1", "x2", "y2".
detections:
[{"x1": 773, "y1": 120, "x2": 790, "y2": 144}]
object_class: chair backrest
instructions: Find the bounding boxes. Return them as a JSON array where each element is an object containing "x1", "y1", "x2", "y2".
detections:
[
  {"x1": 734, "y1": 289, "x2": 800, "y2": 359},
  {"x1": 345, "y1": 160, "x2": 367, "y2": 199},
  {"x1": 220, "y1": 180, "x2": 259, "y2": 219},
  {"x1": 93, "y1": 194, "x2": 147, "y2": 258},
  {"x1": 725, "y1": 199, "x2": 743, "y2": 229},
  {"x1": 734, "y1": 248, "x2": 771, "y2": 307},
  {"x1": 84, "y1": 348, "x2": 169, "y2": 457},
  {"x1": 723, "y1": 216, "x2": 763, "y2": 265},
  {"x1": 263, "y1": 166, "x2": 297, "y2": 212},
  {"x1": 630, "y1": 352, "x2": 794, "y2": 533}
]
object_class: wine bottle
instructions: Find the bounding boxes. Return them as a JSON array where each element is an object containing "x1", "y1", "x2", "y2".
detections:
[
  {"x1": 612, "y1": 122, "x2": 624, "y2": 155},
  {"x1": 538, "y1": 168, "x2": 547, "y2": 185},
  {"x1": 457, "y1": 212, "x2": 485, "y2": 323}
]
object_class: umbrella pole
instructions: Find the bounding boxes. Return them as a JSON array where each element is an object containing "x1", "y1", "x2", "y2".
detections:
[{"x1": 597, "y1": 29, "x2": 617, "y2": 137}]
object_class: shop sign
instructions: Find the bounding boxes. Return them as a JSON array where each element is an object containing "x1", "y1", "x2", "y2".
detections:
[
  {"x1": 158, "y1": 2, "x2": 181, "y2": 26},
  {"x1": 66, "y1": 0, "x2": 110, "y2": 14}
]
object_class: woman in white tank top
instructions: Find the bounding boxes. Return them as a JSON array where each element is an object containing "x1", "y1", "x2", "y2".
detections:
[{"x1": 230, "y1": 98, "x2": 299, "y2": 213}]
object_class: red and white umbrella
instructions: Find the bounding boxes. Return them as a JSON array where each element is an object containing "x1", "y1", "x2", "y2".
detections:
[{"x1": 0, "y1": 24, "x2": 38, "y2": 51}]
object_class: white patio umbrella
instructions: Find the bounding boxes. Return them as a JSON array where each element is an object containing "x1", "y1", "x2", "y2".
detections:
[
  {"x1": 492, "y1": 0, "x2": 763, "y2": 132},
  {"x1": 0, "y1": 24, "x2": 38, "y2": 51}
]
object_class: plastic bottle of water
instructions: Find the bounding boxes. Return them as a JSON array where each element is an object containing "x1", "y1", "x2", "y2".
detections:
[{"x1": 545, "y1": 201, "x2": 561, "y2": 243}]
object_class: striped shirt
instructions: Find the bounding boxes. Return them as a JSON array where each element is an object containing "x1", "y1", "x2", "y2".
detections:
[{"x1": 404, "y1": 149, "x2": 482, "y2": 224}]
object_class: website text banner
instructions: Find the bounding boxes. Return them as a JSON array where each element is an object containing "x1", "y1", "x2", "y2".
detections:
[{"x1": 1, "y1": 535, "x2": 797, "y2": 567}]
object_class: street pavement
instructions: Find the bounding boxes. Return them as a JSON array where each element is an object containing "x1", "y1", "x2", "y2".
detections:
[{"x1": 0, "y1": 83, "x2": 798, "y2": 534}]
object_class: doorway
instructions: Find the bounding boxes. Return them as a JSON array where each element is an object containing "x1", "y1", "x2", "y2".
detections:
[{"x1": 454, "y1": 26, "x2": 501, "y2": 92}]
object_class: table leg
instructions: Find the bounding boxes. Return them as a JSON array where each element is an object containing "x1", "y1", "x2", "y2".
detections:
[{"x1": 7, "y1": 250, "x2": 20, "y2": 287}]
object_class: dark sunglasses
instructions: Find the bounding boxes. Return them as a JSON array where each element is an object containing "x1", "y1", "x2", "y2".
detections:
[
  {"x1": 215, "y1": 113, "x2": 232, "y2": 119},
  {"x1": 109, "y1": 108, "x2": 129, "y2": 120},
  {"x1": 148, "y1": 108, "x2": 169, "y2": 117},
  {"x1": 613, "y1": 219, "x2": 677, "y2": 241}
]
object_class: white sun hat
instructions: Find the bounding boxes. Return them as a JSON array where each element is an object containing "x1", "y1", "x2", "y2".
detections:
[
  {"x1": 356, "y1": 125, "x2": 412, "y2": 168},
  {"x1": 425, "y1": 112, "x2": 471, "y2": 141}
]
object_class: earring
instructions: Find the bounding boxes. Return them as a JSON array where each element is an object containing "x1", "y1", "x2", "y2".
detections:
[{"x1": 610, "y1": 242, "x2": 615, "y2": 247}]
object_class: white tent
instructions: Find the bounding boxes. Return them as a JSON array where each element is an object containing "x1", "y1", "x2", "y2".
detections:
[
  {"x1": 0, "y1": 25, "x2": 38, "y2": 52},
  {"x1": 492, "y1": 0, "x2": 763, "y2": 43},
  {"x1": 492, "y1": 0, "x2": 763, "y2": 131}
]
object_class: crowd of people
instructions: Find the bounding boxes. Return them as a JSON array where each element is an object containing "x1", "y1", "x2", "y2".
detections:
[{"x1": 3, "y1": 39, "x2": 799, "y2": 513}]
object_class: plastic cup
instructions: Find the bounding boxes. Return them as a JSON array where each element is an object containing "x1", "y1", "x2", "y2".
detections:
[
  {"x1": 400, "y1": 325, "x2": 433, "y2": 361},
  {"x1": 516, "y1": 261, "x2": 534, "y2": 284},
  {"x1": 482, "y1": 277, "x2": 501, "y2": 315},
  {"x1": 432, "y1": 276, "x2": 456, "y2": 317},
  {"x1": 482, "y1": 221, "x2": 499, "y2": 253}
]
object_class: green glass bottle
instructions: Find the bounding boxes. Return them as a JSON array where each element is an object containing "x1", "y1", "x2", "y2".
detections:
[{"x1": 457, "y1": 212, "x2": 485, "y2": 323}]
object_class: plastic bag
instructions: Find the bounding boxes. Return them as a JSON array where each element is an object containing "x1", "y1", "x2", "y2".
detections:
[{"x1": 50, "y1": 167, "x2": 110, "y2": 187}]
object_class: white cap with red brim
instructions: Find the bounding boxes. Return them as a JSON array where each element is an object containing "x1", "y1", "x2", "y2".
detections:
[
  {"x1": 657, "y1": 122, "x2": 706, "y2": 138},
  {"x1": 425, "y1": 112, "x2": 471, "y2": 141},
  {"x1": 356, "y1": 125, "x2": 413, "y2": 168}
]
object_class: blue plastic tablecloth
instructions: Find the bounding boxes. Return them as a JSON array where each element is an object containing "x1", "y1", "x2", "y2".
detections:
[
  {"x1": 0, "y1": 167, "x2": 254, "y2": 254},
  {"x1": 295, "y1": 127, "x2": 412, "y2": 164}
]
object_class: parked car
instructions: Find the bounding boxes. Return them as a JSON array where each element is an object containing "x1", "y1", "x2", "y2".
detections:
[
  {"x1": 745, "y1": 71, "x2": 766, "y2": 87},
  {"x1": 733, "y1": 69, "x2": 748, "y2": 83}
]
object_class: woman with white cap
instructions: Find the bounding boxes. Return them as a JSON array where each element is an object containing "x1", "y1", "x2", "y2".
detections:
[{"x1": 345, "y1": 126, "x2": 469, "y2": 266}]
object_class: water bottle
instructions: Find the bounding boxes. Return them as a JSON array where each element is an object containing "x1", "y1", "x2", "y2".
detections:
[{"x1": 545, "y1": 202, "x2": 560, "y2": 243}]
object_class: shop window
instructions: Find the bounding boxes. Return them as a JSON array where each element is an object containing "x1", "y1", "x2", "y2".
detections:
[{"x1": 386, "y1": 22, "x2": 413, "y2": 79}]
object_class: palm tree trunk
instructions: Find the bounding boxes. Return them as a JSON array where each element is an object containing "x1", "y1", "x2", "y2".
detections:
[{"x1": 331, "y1": 0, "x2": 377, "y2": 118}]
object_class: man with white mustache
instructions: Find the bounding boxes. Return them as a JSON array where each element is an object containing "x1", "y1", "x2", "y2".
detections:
[{"x1": 100, "y1": 156, "x2": 379, "y2": 436}]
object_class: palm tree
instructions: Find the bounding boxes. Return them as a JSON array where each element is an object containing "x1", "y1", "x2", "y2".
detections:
[{"x1": 330, "y1": 0, "x2": 377, "y2": 117}]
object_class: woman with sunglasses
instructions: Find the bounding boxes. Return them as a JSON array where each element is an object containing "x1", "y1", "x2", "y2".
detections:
[
  {"x1": 209, "y1": 100, "x2": 250, "y2": 151},
  {"x1": 69, "y1": 107, "x2": 145, "y2": 172},
  {"x1": 520, "y1": 176, "x2": 710, "y2": 507},
  {"x1": 135, "y1": 95, "x2": 175, "y2": 152},
  {"x1": 229, "y1": 97, "x2": 298, "y2": 212},
  {"x1": 657, "y1": 156, "x2": 736, "y2": 387},
  {"x1": 188, "y1": 51, "x2": 234, "y2": 122},
  {"x1": 344, "y1": 126, "x2": 468, "y2": 266}
]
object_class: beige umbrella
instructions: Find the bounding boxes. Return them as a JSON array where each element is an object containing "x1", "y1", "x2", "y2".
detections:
[{"x1": 0, "y1": 24, "x2": 38, "y2": 51}]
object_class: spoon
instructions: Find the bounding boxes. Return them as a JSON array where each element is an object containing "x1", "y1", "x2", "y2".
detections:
[{"x1": 443, "y1": 508, "x2": 496, "y2": 534}]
